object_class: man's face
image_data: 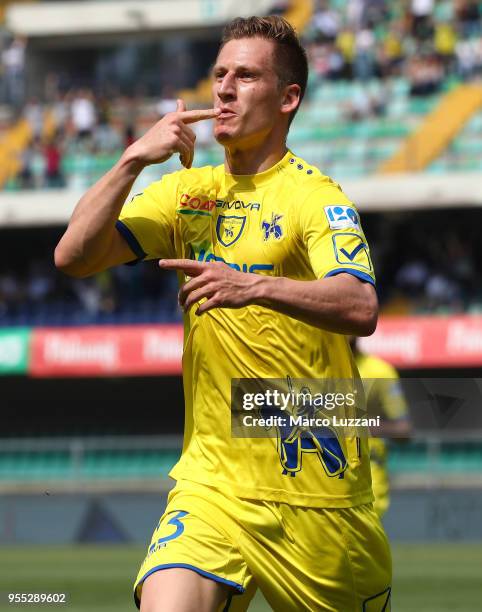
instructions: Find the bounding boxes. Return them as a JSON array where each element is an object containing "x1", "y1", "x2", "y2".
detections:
[{"x1": 212, "y1": 37, "x2": 284, "y2": 146}]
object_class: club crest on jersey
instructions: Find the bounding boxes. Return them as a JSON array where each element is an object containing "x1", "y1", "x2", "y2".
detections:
[
  {"x1": 262, "y1": 213, "x2": 283, "y2": 241},
  {"x1": 324, "y1": 205, "x2": 360, "y2": 230},
  {"x1": 216, "y1": 215, "x2": 246, "y2": 247}
]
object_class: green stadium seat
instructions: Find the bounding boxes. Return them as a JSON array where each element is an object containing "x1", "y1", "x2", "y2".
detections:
[
  {"x1": 409, "y1": 97, "x2": 439, "y2": 115},
  {"x1": 1, "y1": 444, "x2": 479, "y2": 483},
  {"x1": 390, "y1": 78, "x2": 410, "y2": 97},
  {"x1": 465, "y1": 112, "x2": 482, "y2": 132}
]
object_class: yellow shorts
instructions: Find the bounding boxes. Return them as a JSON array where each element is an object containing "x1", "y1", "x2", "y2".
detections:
[{"x1": 134, "y1": 481, "x2": 392, "y2": 611}]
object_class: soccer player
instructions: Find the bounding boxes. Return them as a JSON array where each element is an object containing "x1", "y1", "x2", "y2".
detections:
[
  {"x1": 350, "y1": 337, "x2": 412, "y2": 517},
  {"x1": 55, "y1": 16, "x2": 392, "y2": 612}
]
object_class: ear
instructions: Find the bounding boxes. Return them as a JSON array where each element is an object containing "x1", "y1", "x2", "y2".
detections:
[{"x1": 280, "y1": 84, "x2": 301, "y2": 117}]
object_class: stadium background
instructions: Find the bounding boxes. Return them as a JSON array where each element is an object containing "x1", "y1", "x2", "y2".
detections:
[{"x1": 1, "y1": 0, "x2": 482, "y2": 610}]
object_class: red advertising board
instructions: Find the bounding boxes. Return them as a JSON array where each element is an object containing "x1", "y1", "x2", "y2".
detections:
[
  {"x1": 28, "y1": 316, "x2": 482, "y2": 377},
  {"x1": 30, "y1": 325, "x2": 184, "y2": 377},
  {"x1": 359, "y1": 315, "x2": 482, "y2": 368}
]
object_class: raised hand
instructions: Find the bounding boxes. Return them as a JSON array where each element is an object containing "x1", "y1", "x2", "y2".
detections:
[{"x1": 127, "y1": 99, "x2": 220, "y2": 169}]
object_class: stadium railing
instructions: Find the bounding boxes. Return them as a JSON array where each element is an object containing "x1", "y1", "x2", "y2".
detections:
[{"x1": 1, "y1": 432, "x2": 482, "y2": 493}]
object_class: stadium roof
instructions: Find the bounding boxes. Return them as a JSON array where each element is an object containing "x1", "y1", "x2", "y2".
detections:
[
  {"x1": 6, "y1": 0, "x2": 275, "y2": 38},
  {"x1": 343, "y1": 172, "x2": 482, "y2": 212}
]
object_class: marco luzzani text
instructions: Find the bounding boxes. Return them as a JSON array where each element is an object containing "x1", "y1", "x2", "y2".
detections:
[{"x1": 241, "y1": 389, "x2": 380, "y2": 429}]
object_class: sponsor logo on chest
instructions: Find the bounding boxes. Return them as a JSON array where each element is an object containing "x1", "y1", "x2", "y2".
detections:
[{"x1": 179, "y1": 193, "x2": 261, "y2": 213}]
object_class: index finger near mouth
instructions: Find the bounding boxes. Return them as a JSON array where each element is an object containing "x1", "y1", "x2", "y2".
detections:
[{"x1": 180, "y1": 108, "x2": 220, "y2": 124}]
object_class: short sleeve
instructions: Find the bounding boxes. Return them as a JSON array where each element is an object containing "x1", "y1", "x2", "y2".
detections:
[
  {"x1": 116, "y1": 174, "x2": 177, "y2": 262},
  {"x1": 298, "y1": 183, "x2": 375, "y2": 285}
]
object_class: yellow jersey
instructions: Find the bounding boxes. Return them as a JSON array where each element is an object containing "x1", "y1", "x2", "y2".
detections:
[
  {"x1": 355, "y1": 353, "x2": 409, "y2": 464},
  {"x1": 117, "y1": 150, "x2": 376, "y2": 507}
]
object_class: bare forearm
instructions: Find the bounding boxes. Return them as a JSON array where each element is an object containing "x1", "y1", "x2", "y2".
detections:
[
  {"x1": 55, "y1": 102, "x2": 218, "y2": 277},
  {"x1": 252, "y1": 273, "x2": 378, "y2": 335},
  {"x1": 54, "y1": 151, "x2": 144, "y2": 276},
  {"x1": 163, "y1": 260, "x2": 377, "y2": 334}
]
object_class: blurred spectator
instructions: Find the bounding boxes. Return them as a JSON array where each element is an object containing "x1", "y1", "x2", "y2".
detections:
[
  {"x1": 456, "y1": 37, "x2": 474, "y2": 79},
  {"x1": 44, "y1": 71, "x2": 61, "y2": 104},
  {"x1": 336, "y1": 27, "x2": 356, "y2": 78},
  {"x1": 71, "y1": 89, "x2": 96, "y2": 140},
  {"x1": 456, "y1": 0, "x2": 481, "y2": 38},
  {"x1": 434, "y1": 21, "x2": 457, "y2": 70},
  {"x1": 407, "y1": 54, "x2": 444, "y2": 96},
  {"x1": 17, "y1": 140, "x2": 35, "y2": 189},
  {"x1": 353, "y1": 27, "x2": 376, "y2": 80},
  {"x1": 326, "y1": 44, "x2": 345, "y2": 80},
  {"x1": 93, "y1": 96, "x2": 122, "y2": 152},
  {"x1": 410, "y1": 0, "x2": 435, "y2": 40},
  {"x1": 43, "y1": 135, "x2": 65, "y2": 188},
  {"x1": 26, "y1": 262, "x2": 54, "y2": 303},
  {"x1": 345, "y1": 83, "x2": 387, "y2": 121},
  {"x1": 1, "y1": 36, "x2": 26, "y2": 107},
  {"x1": 0, "y1": 270, "x2": 22, "y2": 308},
  {"x1": 71, "y1": 277, "x2": 103, "y2": 316},
  {"x1": 308, "y1": 42, "x2": 331, "y2": 79},
  {"x1": 312, "y1": 1, "x2": 341, "y2": 42},
  {"x1": 124, "y1": 124, "x2": 136, "y2": 148},
  {"x1": 51, "y1": 91, "x2": 70, "y2": 133},
  {"x1": 364, "y1": 0, "x2": 389, "y2": 27},
  {"x1": 434, "y1": 0, "x2": 454, "y2": 23},
  {"x1": 456, "y1": 36, "x2": 482, "y2": 79},
  {"x1": 31, "y1": 139, "x2": 46, "y2": 189},
  {"x1": 378, "y1": 22, "x2": 405, "y2": 77},
  {"x1": 115, "y1": 95, "x2": 140, "y2": 144},
  {"x1": 346, "y1": 0, "x2": 365, "y2": 29},
  {"x1": 346, "y1": 86, "x2": 373, "y2": 121},
  {"x1": 23, "y1": 97, "x2": 43, "y2": 139},
  {"x1": 395, "y1": 259, "x2": 430, "y2": 297},
  {"x1": 446, "y1": 234, "x2": 475, "y2": 299},
  {"x1": 425, "y1": 272, "x2": 462, "y2": 311}
]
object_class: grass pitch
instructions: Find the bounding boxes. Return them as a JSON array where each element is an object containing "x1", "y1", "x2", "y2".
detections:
[{"x1": 0, "y1": 543, "x2": 481, "y2": 611}]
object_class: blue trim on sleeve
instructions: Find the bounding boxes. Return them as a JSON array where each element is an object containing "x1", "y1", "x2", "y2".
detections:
[
  {"x1": 325, "y1": 267, "x2": 375, "y2": 286},
  {"x1": 115, "y1": 220, "x2": 147, "y2": 262},
  {"x1": 134, "y1": 563, "x2": 245, "y2": 608}
]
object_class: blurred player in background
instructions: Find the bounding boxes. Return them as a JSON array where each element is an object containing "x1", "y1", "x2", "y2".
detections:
[
  {"x1": 55, "y1": 15, "x2": 391, "y2": 612},
  {"x1": 350, "y1": 337, "x2": 412, "y2": 517}
]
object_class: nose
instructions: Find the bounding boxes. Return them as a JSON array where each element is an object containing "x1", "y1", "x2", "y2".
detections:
[{"x1": 216, "y1": 71, "x2": 236, "y2": 102}]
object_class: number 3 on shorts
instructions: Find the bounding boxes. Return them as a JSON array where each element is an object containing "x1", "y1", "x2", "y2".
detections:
[{"x1": 149, "y1": 511, "x2": 189, "y2": 554}]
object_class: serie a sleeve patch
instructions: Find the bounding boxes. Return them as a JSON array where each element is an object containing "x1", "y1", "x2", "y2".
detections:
[{"x1": 324, "y1": 205, "x2": 361, "y2": 231}]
